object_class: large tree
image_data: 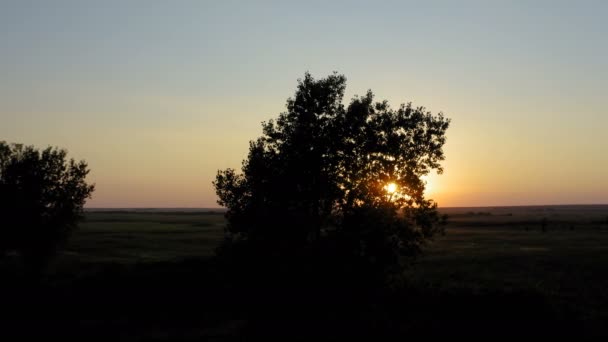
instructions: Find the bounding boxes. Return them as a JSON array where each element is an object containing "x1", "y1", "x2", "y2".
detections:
[
  {"x1": 214, "y1": 72, "x2": 450, "y2": 270},
  {"x1": 0, "y1": 142, "x2": 95, "y2": 272}
]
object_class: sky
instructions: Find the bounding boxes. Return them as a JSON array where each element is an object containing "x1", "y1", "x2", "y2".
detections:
[{"x1": 1, "y1": 0, "x2": 606, "y2": 208}]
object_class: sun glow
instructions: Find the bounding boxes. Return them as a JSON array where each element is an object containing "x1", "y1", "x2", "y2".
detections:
[
  {"x1": 422, "y1": 175, "x2": 432, "y2": 195},
  {"x1": 386, "y1": 182, "x2": 397, "y2": 194}
]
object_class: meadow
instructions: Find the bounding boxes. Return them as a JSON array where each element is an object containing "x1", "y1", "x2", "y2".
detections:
[
  {"x1": 4, "y1": 205, "x2": 608, "y2": 339},
  {"x1": 62, "y1": 210, "x2": 226, "y2": 264},
  {"x1": 407, "y1": 205, "x2": 608, "y2": 335}
]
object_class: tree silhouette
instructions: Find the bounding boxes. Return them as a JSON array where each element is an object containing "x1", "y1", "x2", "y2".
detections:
[
  {"x1": 214, "y1": 72, "x2": 450, "y2": 272},
  {"x1": 0, "y1": 142, "x2": 94, "y2": 274}
]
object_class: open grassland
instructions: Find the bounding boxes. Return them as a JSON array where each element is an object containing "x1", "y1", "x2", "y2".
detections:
[
  {"x1": 59, "y1": 207, "x2": 608, "y2": 310},
  {"x1": 58, "y1": 206, "x2": 608, "y2": 328},
  {"x1": 4, "y1": 206, "x2": 608, "y2": 339},
  {"x1": 408, "y1": 206, "x2": 608, "y2": 333},
  {"x1": 60, "y1": 205, "x2": 608, "y2": 269},
  {"x1": 61, "y1": 211, "x2": 226, "y2": 264}
]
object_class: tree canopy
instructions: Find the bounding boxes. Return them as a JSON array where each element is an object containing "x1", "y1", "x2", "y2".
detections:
[
  {"x1": 0, "y1": 142, "x2": 94, "y2": 272},
  {"x1": 214, "y1": 72, "x2": 450, "y2": 270}
]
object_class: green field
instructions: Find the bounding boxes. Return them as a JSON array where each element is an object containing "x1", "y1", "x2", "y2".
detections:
[
  {"x1": 408, "y1": 206, "x2": 608, "y2": 330},
  {"x1": 62, "y1": 206, "x2": 608, "y2": 270},
  {"x1": 59, "y1": 206, "x2": 608, "y2": 316},
  {"x1": 16, "y1": 205, "x2": 608, "y2": 338},
  {"x1": 61, "y1": 210, "x2": 226, "y2": 264}
]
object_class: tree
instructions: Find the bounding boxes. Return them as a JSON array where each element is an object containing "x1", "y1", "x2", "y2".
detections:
[
  {"x1": 214, "y1": 72, "x2": 450, "y2": 272},
  {"x1": 0, "y1": 142, "x2": 95, "y2": 273}
]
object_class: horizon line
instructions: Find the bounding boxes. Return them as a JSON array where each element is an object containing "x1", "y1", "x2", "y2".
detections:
[{"x1": 85, "y1": 203, "x2": 608, "y2": 210}]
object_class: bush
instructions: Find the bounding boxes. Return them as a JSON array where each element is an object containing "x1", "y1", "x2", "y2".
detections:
[{"x1": 0, "y1": 142, "x2": 94, "y2": 274}]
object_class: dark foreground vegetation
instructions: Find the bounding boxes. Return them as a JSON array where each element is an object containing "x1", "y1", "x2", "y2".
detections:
[{"x1": 2, "y1": 207, "x2": 608, "y2": 340}]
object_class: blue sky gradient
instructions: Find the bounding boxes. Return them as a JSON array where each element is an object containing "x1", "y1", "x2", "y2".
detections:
[{"x1": 1, "y1": 1, "x2": 606, "y2": 207}]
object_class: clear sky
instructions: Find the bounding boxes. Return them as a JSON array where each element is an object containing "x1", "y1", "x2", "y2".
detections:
[{"x1": 1, "y1": 0, "x2": 606, "y2": 207}]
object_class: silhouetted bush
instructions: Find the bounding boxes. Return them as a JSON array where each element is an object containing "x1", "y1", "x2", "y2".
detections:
[
  {"x1": 214, "y1": 72, "x2": 450, "y2": 277},
  {"x1": 0, "y1": 142, "x2": 94, "y2": 275}
]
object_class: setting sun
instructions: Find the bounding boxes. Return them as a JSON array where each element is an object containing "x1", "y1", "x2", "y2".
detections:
[{"x1": 386, "y1": 183, "x2": 397, "y2": 194}]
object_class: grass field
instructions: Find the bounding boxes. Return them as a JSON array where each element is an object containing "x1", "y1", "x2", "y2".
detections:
[
  {"x1": 64, "y1": 206, "x2": 608, "y2": 326},
  {"x1": 408, "y1": 206, "x2": 608, "y2": 333},
  {"x1": 4, "y1": 205, "x2": 608, "y2": 339},
  {"x1": 62, "y1": 210, "x2": 226, "y2": 264}
]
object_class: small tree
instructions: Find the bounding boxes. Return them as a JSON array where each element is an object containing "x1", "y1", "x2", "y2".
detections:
[
  {"x1": 214, "y1": 72, "x2": 450, "y2": 273},
  {"x1": 0, "y1": 142, "x2": 94, "y2": 273}
]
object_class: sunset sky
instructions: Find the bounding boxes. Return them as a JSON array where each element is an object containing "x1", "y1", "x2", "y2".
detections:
[{"x1": 1, "y1": 1, "x2": 606, "y2": 208}]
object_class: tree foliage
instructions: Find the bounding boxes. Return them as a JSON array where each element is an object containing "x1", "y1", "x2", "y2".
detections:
[
  {"x1": 214, "y1": 72, "x2": 450, "y2": 271},
  {"x1": 0, "y1": 142, "x2": 94, "y2": 272}
]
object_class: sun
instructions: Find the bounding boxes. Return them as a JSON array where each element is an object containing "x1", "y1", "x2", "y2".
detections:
[{"x1": 385, "y1": 182, "x2": 397, "y2": 194}]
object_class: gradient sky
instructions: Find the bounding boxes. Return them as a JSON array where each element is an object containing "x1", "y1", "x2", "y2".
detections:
[{"x1": 1, "y1": 0, "x2": 606, "y2": 207}]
